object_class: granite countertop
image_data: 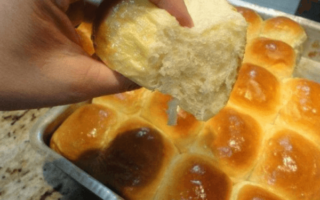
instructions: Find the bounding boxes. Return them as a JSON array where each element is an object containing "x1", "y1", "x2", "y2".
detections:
[{"x1": 0, "y1": 108, "x2": 101, "y2": 200}]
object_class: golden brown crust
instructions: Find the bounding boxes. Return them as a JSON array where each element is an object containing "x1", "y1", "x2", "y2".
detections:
[
  {"x1": 50, "y1": 104, "x2": 119, "y2": 168},
  {"x1": 155, "y1": 154, "x2": 232, "y2": 200},
  {"x1": 198, "y1": 107, "x2": 262, "y2": 179},
  {"x1": 92, "y1": 117, "x2": 178, "y2": 200},
  {"x1": 228, "y1": 63, "x2": 281, "y2": 125},
  {"x1": 243, "y1": 37, "x2": 296, "y2": 79},
  {"x1": 236, "y1": 7, "x2": 263, "y2": 41},
  {"x1": 250, "y1": 129, "x2": 320, "y2": 199},
  {"x1": 140, "y1": 91, "x2": 204, "y2": 152},
  {"x1": 278, "y1": 78, "x2": 320, "y2": 142},
  {"x1": 93, "y1": 88, "x2": 148, "y2": 115},
  {"x1": 260, "y1": 16, "x2": 307, "y2": 48}
]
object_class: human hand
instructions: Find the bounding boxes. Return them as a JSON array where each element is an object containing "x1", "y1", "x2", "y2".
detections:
[{"x1": 0, "y1": 0, "x2": 193, "y2": 110}]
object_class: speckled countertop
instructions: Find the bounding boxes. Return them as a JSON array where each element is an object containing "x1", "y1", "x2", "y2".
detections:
[{"x1": 0, "y1": 108, "x2": 101, "y2": 200}]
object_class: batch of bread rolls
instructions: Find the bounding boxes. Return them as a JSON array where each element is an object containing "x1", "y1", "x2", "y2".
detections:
[{"x1": 50, "y1": 1, "x2": 320, "y2": 200}]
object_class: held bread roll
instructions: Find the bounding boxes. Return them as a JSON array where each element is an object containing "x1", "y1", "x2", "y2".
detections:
[{"x1": 93, "y1": 0, "x2": 248, "y2": 121}]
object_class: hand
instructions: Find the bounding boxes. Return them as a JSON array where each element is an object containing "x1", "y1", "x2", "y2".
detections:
[{"x1": 0, "y1": 0, "x2": 193, "y2": 110}]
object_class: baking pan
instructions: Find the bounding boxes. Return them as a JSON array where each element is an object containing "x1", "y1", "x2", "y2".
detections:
[{"x1": 29, "y1": 0, "x2": 320, "y2": 199}]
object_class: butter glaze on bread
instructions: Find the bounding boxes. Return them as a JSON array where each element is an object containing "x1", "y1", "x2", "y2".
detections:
[
  {"x1": 154, "y1": 154, "x2": 232, "y2": 200},
  {"x1": 261, "y1": 17, "x2": 307, "y2": 50},
  {"x1": 50, "y1": 6, "x2": 319, "y2": 200},
  {"x1": 93, "y1": 0, "x2": 247, "y2": 121},
  {"x1": 243, "y1": 38, "x2": 296, "y2": 80},
  {"x1": 251, "y1": 129, "x2": 320, "y2": 199},
  {"x1": 195, "y1": 106, "x2": 263, "y2": 180}
]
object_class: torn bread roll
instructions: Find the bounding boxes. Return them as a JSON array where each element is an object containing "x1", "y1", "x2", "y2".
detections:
[{"x1": 93, "y1": 0, "x2": 247, "y2": 121}]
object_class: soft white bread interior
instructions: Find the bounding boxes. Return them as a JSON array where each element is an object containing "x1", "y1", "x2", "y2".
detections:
[{"x1": 94, "y1": 0, "x2": 247, "y2": 121}]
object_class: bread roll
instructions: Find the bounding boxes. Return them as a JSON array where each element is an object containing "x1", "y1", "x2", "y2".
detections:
[
  {"x1": 89, "y1": 117, "x2": 178, "y2": 200},
  {"x1": 93, "y1": 0, "x2": 247, "y2": 121},
  {"x1": 140, "y1": 91, "x2": 204, "y2": 152},
  {"x1": 231, "y1": 182, "x2": 285, "y2": 200},
  {"x1": 93, "y1": 88, "x2": 149, "y2": 116},
  {"x1": 227, "y1": 63, "x2": 282, "y2": 126},
  {"x1": 52, "y1": 112, "x2": 179, "y2": 200},
  {"x1": 260, "y1": 17, "x2": 307, "y2": 51},
  {"x1": 236, "y1": 7, "x2": 263, "y2": 41},
  {"x1": 276, "y1": 78, "x2": 320, "y2": 143},
  {"x1": 154, "y1": 154, "x2": 232, "y2": 200},
  {"x1": 250, "y1": 128, "x2": 320, "y2": 200},
  {"x1": 243, "y1": 37, "x2": 296, "y2": 80},
  {"x1": 194, "y1": 106, "x2": 263, "y2": 180},
  {"x1": 50, "y1": 104, "x2": 119, "y2": 170}
]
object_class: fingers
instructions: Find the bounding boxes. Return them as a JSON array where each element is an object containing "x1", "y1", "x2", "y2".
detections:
[{"x1": 149, "y1": 0, "x2": 194, "y2": 27}]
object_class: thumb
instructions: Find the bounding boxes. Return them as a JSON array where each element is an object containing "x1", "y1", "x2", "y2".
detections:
[
  {"x1": 149, "y1": 0, "x2": 194, "y2": 27},
  {"x1": 49, "y1": 53, "x2": 140, "y2": 104}
]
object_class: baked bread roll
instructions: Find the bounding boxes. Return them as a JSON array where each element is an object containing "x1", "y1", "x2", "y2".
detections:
[
  {"x1": 50, "y1": 104, "x2": 119, "y2": 170},
  {"x1": 154, "y1": 154, "x2": 232, "y2": 200},
  {"x1": 93, "y1": 87, "x2": 149, "y2": 116},
  {"x1": 250, "y1": 128, "x2": 320, "y2": 199},
  {"x1": 260, "y1": 17, "x2": 307, "y2": 51},
  {"x1": 194, "y1": 106, "x2": 263, "y2": 180},
  {"x1": 51, "y1": 107, "x2": 179, "y2": 200},
  {"x1": 227, "y1": 63, "x2": 282, "y2": 127},
  {"x1": 276, "y1": 78, "x2": 320, "y2": 143},
  {"x1": 90, "y1": 117, "x2": 178, "y2": 200},
  {"x1": 93, "y1": 0, "x2": 248, "y2": 121},
  {"x1": 231, "y1": 182, "x2": 285, "y2": 200},
  {"x1": 140, "y1": 91, "x2": 204, "y2": 152},
  {"x1": 236, "y1": 7, "x2": 263, "y2": 41},
  {"x1": 243, "y1": 37, "x2": 296, "y2": 80}
]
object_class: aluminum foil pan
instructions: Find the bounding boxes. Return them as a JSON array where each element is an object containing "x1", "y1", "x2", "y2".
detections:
[{"x1": 30, "y1": 1, "x2": 320, "y2": 199}]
